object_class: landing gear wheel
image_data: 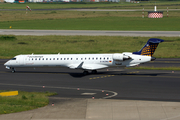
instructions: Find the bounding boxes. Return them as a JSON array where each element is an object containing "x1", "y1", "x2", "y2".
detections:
[
  {"x1": 83, "y1": 71, "x2": 89, "y2": 75},
  {"x1": 12, "y1": 68, "x2": 16, "y2": 73},
  {"x1": 91, "y1": 70, "x2": 97, "y2": 74}
]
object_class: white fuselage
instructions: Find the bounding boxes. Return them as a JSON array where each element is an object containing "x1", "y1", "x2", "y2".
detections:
[{"x1": 4, "y1": 53, "x2": 151, "y2": 71}]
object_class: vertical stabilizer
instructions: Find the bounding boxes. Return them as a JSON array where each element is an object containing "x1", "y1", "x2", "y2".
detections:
[{"x1": 133, "y1": 38, "x2": 164, "y2": 56}]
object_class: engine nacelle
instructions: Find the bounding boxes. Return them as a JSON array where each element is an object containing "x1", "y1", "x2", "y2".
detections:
[
  {"x1": 113, "y1": 53, "x2": 131, "y2": 61},
  {"x1": 113, "y1": 53, "x2": 124, "y2": 61}
]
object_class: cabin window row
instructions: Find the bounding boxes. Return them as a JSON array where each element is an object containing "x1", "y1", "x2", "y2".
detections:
[{"x1": 28, "y1": 57, "x2": 111, "y2": 61}]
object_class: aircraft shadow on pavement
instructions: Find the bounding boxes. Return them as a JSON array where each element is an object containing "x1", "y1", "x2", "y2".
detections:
[{"x1": 5, "y1": 70, "x2": 169, "y2": 78}]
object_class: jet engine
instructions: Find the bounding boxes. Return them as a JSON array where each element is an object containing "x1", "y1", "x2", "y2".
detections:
[{"x1": 113, "y1": 53, "x2": 131, "y2": 61}]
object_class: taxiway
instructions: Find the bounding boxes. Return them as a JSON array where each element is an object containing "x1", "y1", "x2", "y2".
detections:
[{"x1": 1, "y1": 29, "x2": 180, "y2": 37}]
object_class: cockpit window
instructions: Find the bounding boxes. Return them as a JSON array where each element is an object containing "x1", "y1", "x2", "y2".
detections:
[{"x1": 11, "y1": 58, "x2": 16, "y2": 60}]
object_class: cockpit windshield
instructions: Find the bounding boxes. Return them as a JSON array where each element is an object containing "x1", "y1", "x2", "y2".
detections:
[{"x1": 11, "y1": 58, "x2": 16, "y2": 60}]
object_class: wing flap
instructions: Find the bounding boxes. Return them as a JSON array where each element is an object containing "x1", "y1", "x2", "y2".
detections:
[
  {"x1": 68, "y1": 63, "x2": 108, "y2": 70},
  {"x1": 82, "y1": 64, "x2": 108, "y2": 70}
]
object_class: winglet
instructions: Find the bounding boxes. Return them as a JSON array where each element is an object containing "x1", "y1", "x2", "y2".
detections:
[{"x1": 133, "y1": 38, "x2": 164, "y2": 56}]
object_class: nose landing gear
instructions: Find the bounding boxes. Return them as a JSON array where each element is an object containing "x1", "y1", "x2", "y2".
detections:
[{"x1": 12, "y1": 68, "x2": 16, "y2": 73}]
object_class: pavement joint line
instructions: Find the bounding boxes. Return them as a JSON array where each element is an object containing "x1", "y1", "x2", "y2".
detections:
[
  {"x1": 160, "y1": 114, "x2": 180, "y2": 120},
  {"x1": 0, "y1": 83, "x2": 118, "y2": 99}
]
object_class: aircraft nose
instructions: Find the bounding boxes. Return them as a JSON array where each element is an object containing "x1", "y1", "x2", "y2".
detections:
[{"x1": 4, "y1": 61, "x2": 9, "y2": 66}]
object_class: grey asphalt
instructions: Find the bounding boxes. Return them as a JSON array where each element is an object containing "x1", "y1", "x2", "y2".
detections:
[
  {"x1": 1, "y1": 59, "x2": 180, "y2": 119},
  {"x1": 1, "y1": 29, "x2": 180, "y2": 37},
  {"x1": 1, "y1": 58, "x2": 180, "y2": 101}
]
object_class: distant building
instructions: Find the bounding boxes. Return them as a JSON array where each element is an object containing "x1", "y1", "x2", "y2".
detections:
[
  {"x1": 0, "y1": 0, "x2": 4, "y2": 2},
  {"x1": 28, "y1": 0, "x2": 43, "y2": 2},
  {"x1": 109, "y1": 0, "x2": 120, "y2": 2}
]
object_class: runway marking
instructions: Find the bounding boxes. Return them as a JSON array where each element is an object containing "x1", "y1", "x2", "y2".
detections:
[
  {"x1": 0, "y1": 83, "x2": 118, "y2": 99},
  {"x1": 89, "y1": 75, "x2": 115, "y2": 80},
  {"x1": 81, "y1": 93, "x2": 96, "y2": 95},
  {"x1": 89, "y1": 71, "x2": 140, "y2": 80}
]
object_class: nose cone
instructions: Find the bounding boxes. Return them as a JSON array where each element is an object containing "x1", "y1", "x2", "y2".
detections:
[{"x1": 4, "y1": 61, "x2": 9, "y2": 66}]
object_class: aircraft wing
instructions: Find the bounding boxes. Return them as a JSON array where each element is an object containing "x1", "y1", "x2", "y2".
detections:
[{"x1": 68, "y1": 62, "x2": 108, "y2": 70}]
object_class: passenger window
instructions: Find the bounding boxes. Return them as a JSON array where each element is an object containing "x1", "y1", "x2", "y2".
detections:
[
  {"x1": 76, "y1": 58, "x2": 78, "y2": 60},
  {"x1": 42, "y1": 58, "x2": 44, "y2": 60},
  {"x1": 35, "y1": 58, "x2": 37, "y2": 60},
  {"x1": 100, "y1": 58, "x2": 101, "y2": 60},
  {"x1": 64, "y1": 58, "x2": 66, "y2": 60},
  {"x1": 46, "y1": 58, "x2": 48, "y2": 60},
  {"x1": 53, "y1": 58, "x2": 55, "y2": 60},
  {"x1": 89, "y1": 58, "x2": 90, "y2": 60},
  {"x1": 50, "y1": 58, "x2": 51, "y2": 60},
  {"x1": 57, "y1": 58, "x2": 59, "y2": 60},
  {"x1": 32, "y1": 58, "x2": 33, "y2": 60},
  {"x1": 71, "y1": 58, "x2": 73, "y2": 60},
  {"x1": 104, "y1": 58, "x2": 105, "y2": 60},
  {"x1": 67, "y1": 58, "x2": 69, "y2": 60},
  {"x1": 107, "y1": 57, "x2": 109, "y2": 60},
  {"x1": 85, "y1": 58, "x2": 86, "y2": 60},
  {"x1": 92, "y1": 58, "x2": 94, "y2": 60},
  {"x1": 81, "y1": 58, "x2": 83, "y2": 60},
  {"x1": 60, "y1": 58, "x2": 62, "y2": 60},
  {"x1": 96, "y1": 58, "x2": 98, "y2": 60},
  {"x1": 39, "y1": 58, "x2": 41, "y2": 60}
]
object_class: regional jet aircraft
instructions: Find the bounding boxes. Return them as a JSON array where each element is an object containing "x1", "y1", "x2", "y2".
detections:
[{"x1": 4, "y1": 38, "x2": 164, "y2": 75}]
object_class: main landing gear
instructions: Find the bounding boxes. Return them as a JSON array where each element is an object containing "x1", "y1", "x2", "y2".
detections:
[
  {"x1": 91, "y1": 70, "x2": 97, "y2": 74},
  {"x1": 83, "y1": 70, "x2": 97, "y2": 75},
  {"x1": 83, "y1": 71, "x2": 89, "y2": 75}
]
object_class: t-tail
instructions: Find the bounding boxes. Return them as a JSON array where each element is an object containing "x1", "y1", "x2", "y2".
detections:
[{"x1": 133, "y1": 38, "x2": 164, "y2": 60}]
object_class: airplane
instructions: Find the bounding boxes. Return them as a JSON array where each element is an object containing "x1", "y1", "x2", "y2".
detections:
[{"x1": 4, "y1": 38, "x2": 164, "y2": 75}]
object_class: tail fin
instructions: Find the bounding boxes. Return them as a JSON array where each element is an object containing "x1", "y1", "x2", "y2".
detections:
[{"x1": 133, "y1": 38, "x2": 164, "y2": 56}]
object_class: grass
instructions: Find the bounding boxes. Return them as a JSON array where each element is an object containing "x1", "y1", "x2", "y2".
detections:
[
  {"x1": 0, "y1": 35, "x2": 180, "y2": 59},
  {"x1": 127, "y1": 66, "x2": 180, "y2": 71},
  {"x1": 0, "y1": 10, "x2": 180, "y2": 31},
  {"x1": 0, "y1": 1, "x2": 180, "y2": 10},
  {"x1": 0, "y1": 11, "x2": 146, "y2": 22},
  {"x1": 0, "y1": 91, "x2": 57, "y2": 114}
]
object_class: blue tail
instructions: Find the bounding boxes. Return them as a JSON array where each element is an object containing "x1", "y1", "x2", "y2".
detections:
[{"x1": 133, "y1": 38, "x2": 164, "y2": 56}]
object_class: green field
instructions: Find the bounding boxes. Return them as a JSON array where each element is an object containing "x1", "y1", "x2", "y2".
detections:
[
  {"x1": 0, "y1": 91, "x2": 57, "y2": 114},
  {"x1": 0, "y1": 10, "x2": 180, "y2": 31},
  {"x1": 127, "y1": 66, "x2": 180, "y2": 71},
  {"x1": 0, "y1": 35, "x2": 180, "y2": 59},
  {"x1": 0, "y1": 1, "x2": 180, "y2": 9},
  {"x1": 0, "y1": 3, "x2": 180, "y2": 58},
  {"x1": 1, "y1": 17, "x2": 180, "y2": 31}
]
